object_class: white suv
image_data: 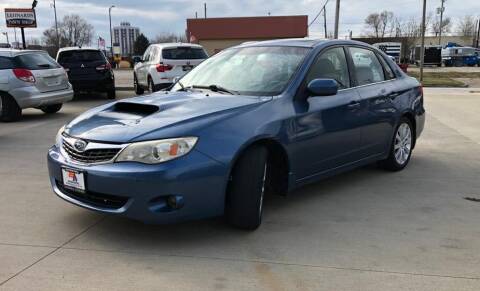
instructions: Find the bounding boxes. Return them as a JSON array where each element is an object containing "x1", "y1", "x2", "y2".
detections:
[{"x1": 133, "y1": 43, "x2": 208, "y2": 94}]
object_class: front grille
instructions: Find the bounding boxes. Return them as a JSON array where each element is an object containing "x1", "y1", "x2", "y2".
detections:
[
  {"x1": 56, "y1": 181, "x2": 129, "y2": 210},
  {"x1": 62, "y1": 141, "x2": 120, "y2": 164}
]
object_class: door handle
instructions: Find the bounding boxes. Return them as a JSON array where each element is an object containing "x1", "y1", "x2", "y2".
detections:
[{"x1": 347, "y1": 101, "x2": 361, "y2": 110}]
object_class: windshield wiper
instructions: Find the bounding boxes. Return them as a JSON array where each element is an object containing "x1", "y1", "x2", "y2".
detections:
[{"x1": 191, "y1": 85, "x2": 239, "y2": 95}]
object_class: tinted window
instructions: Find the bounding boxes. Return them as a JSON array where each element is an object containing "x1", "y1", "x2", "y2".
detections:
[
  {"x1": 14, "y1": 53, "x2": 60, "y2": 70},
  {"x1": 377, "y1": 54, "x2": 396, "y2": 80},
  {"x1": 349, "y1": 47, "x2": 385, "y2": 86},
  {"x1": 0, "y1": 57, "x2": 14, "y2": 69},
  {"x1": 162, "y1": 47, "x2": 208, "y2": 60},
  {"x1": 171, "y1": 46, "x2": 309, "y2": 96},
  {"x1": 58, "y1": 50, "x2": 105, "y2": 63},
  {"x1": 307, "y1": 47, "x2": 350, "y2": 89}
]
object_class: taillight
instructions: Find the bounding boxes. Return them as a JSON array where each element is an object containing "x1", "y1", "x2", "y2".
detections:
[
  {"x1": 96, "y1": 63, "x2": 112, "y2": 71},
  {"x1": 13, "y1": 68, "x2": 35, "y2": 83},
  {"x1": 156, "y1": 63, "x2": 173, "y2": 72}
]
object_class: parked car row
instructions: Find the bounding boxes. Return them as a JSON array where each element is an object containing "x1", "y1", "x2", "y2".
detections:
[{"x1": 0, "y1": 47, "x2": 116, "y2": 122}]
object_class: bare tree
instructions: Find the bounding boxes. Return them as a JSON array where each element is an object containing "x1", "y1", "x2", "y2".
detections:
[
  {"x1": 457, "y1": 15, "x2": 476, "y2": 36},
  {"x1": 152, "y1": 33, "x2": 187, "y2": 44},
  {"x1": 43, "y1": 14, "x2": 94, "y2": 48},
  {"x1": 432, "y1": 16, "x2": 451, "y2": 36},
  {"x1": 364, "y1": 11, "x2": 394, "y2": 38}
]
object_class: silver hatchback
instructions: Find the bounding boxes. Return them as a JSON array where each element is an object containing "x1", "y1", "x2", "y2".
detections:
[{"x1": 0, "y1": 49, "x2": 73, "y2": 121}]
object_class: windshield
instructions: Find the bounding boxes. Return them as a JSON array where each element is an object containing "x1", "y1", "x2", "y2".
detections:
[
  {"x1": 58, "y1": 50, "x2": 105, "y2": 63},
  {"x1": 171, "y1": 46, "x2": 310, "y2": 96},
  {"x1": 162, "y1": 47, "x2": 208, "y2": 60}
]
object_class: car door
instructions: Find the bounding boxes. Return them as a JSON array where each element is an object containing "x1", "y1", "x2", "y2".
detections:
[
  {"x1": 348, "y1": 46, "x2": 397, "y2": 157},
  {"x1": 292, "y1": 46, "x2": 363, "y2": 179},
  {"x1": 137, "y1": 46, "x2": 151, "y2": 86}
]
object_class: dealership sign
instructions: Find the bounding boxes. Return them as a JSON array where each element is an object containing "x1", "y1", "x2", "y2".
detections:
[{"x1": 5, "y1": 8, "x2": 37, "y2": 28}]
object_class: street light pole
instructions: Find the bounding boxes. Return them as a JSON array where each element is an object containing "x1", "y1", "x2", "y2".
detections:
[
  {"x1": 334, "y1": 0, "x2": 340, "y2": 39},
  {"x1": 109, "y1": 5, "x2": 115, "y2": 59},
  {"x1": 53, "y1": 0, "x2": 59, "y2": 49},
  {"x1": 420, "y1": 0, "x2": 427, "y2": 82},
  {"x1": 438, "y1": 0, "x2": 446, "y2": 45}
]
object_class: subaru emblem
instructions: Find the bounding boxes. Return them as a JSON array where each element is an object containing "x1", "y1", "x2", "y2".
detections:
[
  {"x1": 81, "y1": 64, "x2": 85, "y2": 68},
  {"x1": 74, "y1": 140, "x2": 88, "y2": 152}
]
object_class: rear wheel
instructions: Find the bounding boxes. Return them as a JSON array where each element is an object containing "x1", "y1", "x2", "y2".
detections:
[
  {"x1": 40, "y1": 103, "x2": 63, "y2": 114},
  {"x1": 226, "y1": 146, "x2": 268, "y2": 230},
  {"x1": 107, "y1": 89, "x2": 116, "y2": 99},
  {"x1": 134, "y1": 74, "x2": 144, "y2": 95},
  {"x1": 379, "y1": 118, "x2": 414, "y2": 171},
  {"x1": 148, "y1": 77, "x2": 156, "y2": 93},
  {"x1": 0, "y1": 93, "x2": 22, "y2": 122}
]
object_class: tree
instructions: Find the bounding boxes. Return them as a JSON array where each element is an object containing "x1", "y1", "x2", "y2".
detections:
[
  {"x1": 457, "y1": 15, "x2": 476, "y2": 36},
  {"x1": 364, "y1": 11, "x2": 394, "y2": 38},
  {"x1": 152, "y1": 33, "x2": 187, "y2": 44},
  {"x1": 134, "y1": 33, "x2": 150, "y2": 55},
  {"x1": 432, "y1": 17, "x2": 452, "y2": 36},
  {"x1": 43, "y1": 14, "x2": 94, "y2": 48}
]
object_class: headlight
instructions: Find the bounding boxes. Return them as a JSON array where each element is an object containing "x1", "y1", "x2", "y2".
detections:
[
  {"x1": 115, "y1": 137, "x2": 198, "y2": 164},
  {"x1": 55, "y1": 125, "x2": 65, "y2": 148}
]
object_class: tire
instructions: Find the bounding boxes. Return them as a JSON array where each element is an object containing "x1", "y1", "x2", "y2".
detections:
[
  {"x1": 0, "y1": 93, "x2": 22, "y2": 122},
  {"x1": 107, "y1": 89, "x2": 116, "y2": 99},
  {"x1": 379, "y1": 117, "x2": 414, "y2": 171},
  {"x1": 148, "y1": 77, "x2": 157, "y2": 93},
  {"x1": 134, "y1": 74, "x2": 144, "y2": 95},
  {"x1": 40, "y1": 103, "x2": 63, "y2": 114},
  {"x1": 226, "y1": 145, "x2": 268, "y2": 230}
]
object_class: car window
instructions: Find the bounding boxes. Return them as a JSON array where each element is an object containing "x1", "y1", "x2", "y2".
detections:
[
  {"x1": 171, "y1": 46, "x2": 309, "y2": 96},
  {"x1": 349, "y1": 47, "x2": 385, "y2": 86},
  {"x1": 14, "y1": 53, "x2": 60, "y2": 70},
  {"x1": 58, "y1": 50, "x2": 104, "y2": 63},
  {"x1": 307, "y1": 47, "x2": 350, "y2": 89},
  {"x1": 162, "y1": 47, "x2": 208, "y2": 60},
  {"x1": 377, "y1": 54, "x2": 396, "y2": 80},
  {"x1": 149, "y1": 47, "x2": 158, "y2": 62},
  {"x1": 0, "y1": 57, "x2": 14, "y2": 69},
  {"x1": 143, "y1": 47, "x2": 151, "y2": 62}
]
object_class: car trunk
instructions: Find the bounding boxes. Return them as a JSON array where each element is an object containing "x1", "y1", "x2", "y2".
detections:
[
  {"x1": 57, "y1": 50, "x2": 107, "y2": 80},
  {"x1": 31, "y1": 68, "x2": 70, "y2": 93}
]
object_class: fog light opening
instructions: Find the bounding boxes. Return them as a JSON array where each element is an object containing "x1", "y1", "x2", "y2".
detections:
[{"x1": 167, "y1": 195, "x2": 184, "y2": 209}]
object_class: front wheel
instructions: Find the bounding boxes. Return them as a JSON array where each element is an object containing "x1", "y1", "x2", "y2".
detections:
[
  {"x1": 134, "y1": 74, "x2": 144, "y2": 95},
  {"x1": 379, "y1": 118, "x2": 414, "y2": 171},
  {"x1": 226, "y1": 146, "x2": 268, "y2": 230}
]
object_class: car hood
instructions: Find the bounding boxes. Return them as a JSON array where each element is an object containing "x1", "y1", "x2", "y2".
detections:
[{"x1": 65, "y1": 91, "x2": 271, "y2": 143}]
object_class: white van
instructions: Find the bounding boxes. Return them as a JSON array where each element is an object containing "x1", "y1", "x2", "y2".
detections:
[{"x1": 133, "y1": 43, "x2": 208, "y2": 94}]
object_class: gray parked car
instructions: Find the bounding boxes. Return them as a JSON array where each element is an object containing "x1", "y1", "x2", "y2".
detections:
[{"x1": 0, "y1": 49, "x2": 73, "y2": 122}]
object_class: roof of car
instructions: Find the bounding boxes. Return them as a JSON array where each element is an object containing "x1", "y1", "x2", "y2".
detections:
[
  {"x1": 0, "y1": 48, "x2": 48, "y2": 57},
  {"x1": 237, "y1": 38, "x2": 370, "y2": 48},
  {"x1": 57, "y1": 46, "x2": 101, "y2": 53},
  {"x1": 149, "y1": 43, "x2": 204, "y2": 49}
]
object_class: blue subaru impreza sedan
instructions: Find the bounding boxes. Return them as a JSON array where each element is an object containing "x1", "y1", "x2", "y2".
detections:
[{"x1": 47, "y1": 39, "x2": 425, "y2": 229}]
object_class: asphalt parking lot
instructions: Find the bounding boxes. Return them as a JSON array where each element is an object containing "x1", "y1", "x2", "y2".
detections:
[{"x1": 1, "y1": 88, "x2": 480, "y2": 290}]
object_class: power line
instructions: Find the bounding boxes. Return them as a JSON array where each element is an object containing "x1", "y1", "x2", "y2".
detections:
[{"x1": 308, "y1": 0, "x2": 329, "y2": 27}]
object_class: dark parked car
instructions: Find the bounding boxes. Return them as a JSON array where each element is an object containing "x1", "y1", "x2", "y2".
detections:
[
  {"x1": 56, "y1": 47, "x2": 115, "y2": 99},
  {"x1": 48, "y1": 39, "x2": 425, "y2": 230}
]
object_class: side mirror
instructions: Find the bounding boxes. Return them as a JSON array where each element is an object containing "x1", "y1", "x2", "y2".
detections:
[{"x1": 307, "y1": 78, "x2": 338, "y2": 97}]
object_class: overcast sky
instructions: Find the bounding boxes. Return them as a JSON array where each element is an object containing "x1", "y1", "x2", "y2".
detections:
[{"x1": 1, "y1": 0, "x2": 479, "y2": 45}]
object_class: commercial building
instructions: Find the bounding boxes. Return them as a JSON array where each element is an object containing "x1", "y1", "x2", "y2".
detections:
[
  {"x1": 186, "y1": 15, "x2": 308, "y2": 55},
  {"x1": 113, "y1": 22, "x2": 140, "y2": 57}
]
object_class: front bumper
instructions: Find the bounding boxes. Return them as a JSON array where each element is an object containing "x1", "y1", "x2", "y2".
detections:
[
  {"x1": 47, "y1": 146, "x2": 228, "y2": 224},
  {"x1": 10, "y1": 86, "x2": 74, "y2": 109}
]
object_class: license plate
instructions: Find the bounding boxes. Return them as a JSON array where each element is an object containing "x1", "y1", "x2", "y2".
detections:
[
  {"x1": 182, "y1": 65, "x2": 193, "y2": 71},
  {"x1": 62, "y1": 168, "x2": 85, "y2": 192},
  {"x1": 45, "y1": 77, "x2": 61, "y2": 86}
]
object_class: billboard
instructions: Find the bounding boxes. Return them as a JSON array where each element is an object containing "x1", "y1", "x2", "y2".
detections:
[{"x1": 5, "y1": 8, "x2": 37, "y2": 28}]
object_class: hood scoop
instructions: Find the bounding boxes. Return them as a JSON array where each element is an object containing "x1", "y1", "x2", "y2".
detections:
[{"x1": 96, "y1": 102, "x2": 160, "y2": 120}]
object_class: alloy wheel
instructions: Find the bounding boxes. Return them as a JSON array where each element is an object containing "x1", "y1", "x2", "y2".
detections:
[{"x1": 394, "y1": 123, "x2": 412, "y2": 165}]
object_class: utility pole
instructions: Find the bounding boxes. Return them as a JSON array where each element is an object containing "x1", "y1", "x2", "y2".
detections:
[
  {"x1": 333, "y1": 0, "x2": 340, "y2": 39},
  {"x1": 2, "y1": 32, "x2": 9, "y2": 45},
  {"x1": 420, "y1": 0, "x2": 427, "y2": 82},
  {"x1": 52, "y1": 0, "x2": 59, "y2": 50},
  {"x1": 109, "y1": 5, "x2": 115, "y2": 59},
  {"x1": 476, "y1": 19, "x2": 480, "y2": 48},
  {"x1": 323, "y1": 6, "x2": 327, "y2": 38},
  {"x1": 437, "y1": 0, "x2": 446, "y2": 45},
  {"x1": 204, "y1": 3, "x2": 207, "y2": 19}
]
